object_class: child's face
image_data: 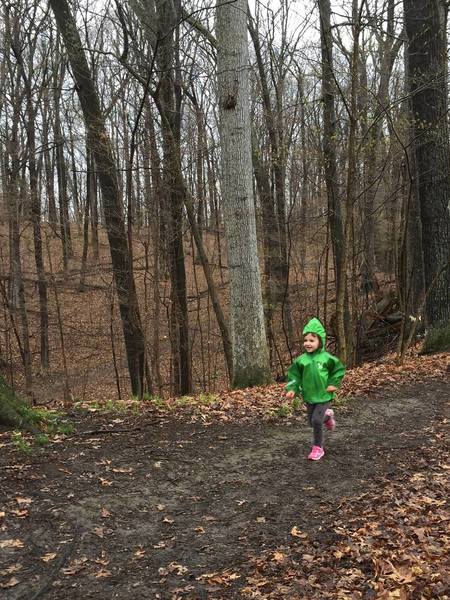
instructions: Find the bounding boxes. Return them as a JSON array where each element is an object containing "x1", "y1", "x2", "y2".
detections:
[{"x1": 303, "y1": 333, "x2": 320, "y2": 353}]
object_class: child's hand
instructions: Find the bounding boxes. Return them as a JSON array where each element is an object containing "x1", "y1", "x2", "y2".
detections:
[
  {"x1": 285, "y1": 390, "x2": 295, "y2": 400},
  {"x1": 326, "y1": 385, "x2": 337, "y2": 392}
]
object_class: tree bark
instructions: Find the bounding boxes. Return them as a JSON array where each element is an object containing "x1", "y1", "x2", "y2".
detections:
[
  {"x1": 404, "y1": 0, "x2": 450, "y2": 328},
  {"x1": 318, "y1": 0, "x2": 352, "y2": 360},
  {"x1": 49, "y1": 0, "x2": 147, "y2": 397},
  {"x1": 15, "y1": 28, "x2": 50, "y2": 371},
  {"x1": 216, "y1": 0, "x2": 271, "y2": 387},
  {"x1": 152, "y1": 0, "x2": 191, "y2": 395}
]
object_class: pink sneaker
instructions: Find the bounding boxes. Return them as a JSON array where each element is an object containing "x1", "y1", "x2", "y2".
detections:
[
  {"x1": 325, "y1": 408, "x2": 335, "y2": 431},
  {"x1": 308, "y1": 445, "x2": 325, "y2": 461}
]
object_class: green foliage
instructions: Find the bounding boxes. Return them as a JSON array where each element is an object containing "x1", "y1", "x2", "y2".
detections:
[
  {"x1": 422, "y1": 323, "x2": 450, "y2": 354},
  {"x1": 276, "y1": 403, "x2": 291, "y2": 418},
  {"x1": 267, "y1": 402, "x2": 293, "y2": 419},
  {"x1": 75, "y1": 398, "x2": 143, "y2": 414},
  {"x1": 103, "y1": 399, "x2": 140, "y2": 413},
  {"x1": 18, "y1": 405, "x2": 73, "y2": 436},
  {"x1": 35, "y1": 433, "x2": 50, "y2": 446},
  {"x1": 144, "y1": 395, "x2": 169, "y2": 410},
  {"x1": 10, "y1": 428, "x2": 51, "y2": 454},
  {"x1": 11, "y1": 431, "x2": 32, "y2": 454},
  {"x1": 292, "y1": 397, "x2": 301, "y2": 412}
]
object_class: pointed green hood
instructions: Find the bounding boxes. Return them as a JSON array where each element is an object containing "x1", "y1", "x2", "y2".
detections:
[{"x1": 302, "y1": 318, "x2": 326, "y2": 347}]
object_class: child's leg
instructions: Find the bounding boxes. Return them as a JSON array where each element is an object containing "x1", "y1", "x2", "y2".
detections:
[{"x1": 309, "y1": 402, "x2": 330, "y2": 447}]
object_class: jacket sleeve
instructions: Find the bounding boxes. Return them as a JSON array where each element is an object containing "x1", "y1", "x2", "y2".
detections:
[
  {"x1": 285, "y1": 360, "x2": 303, "y2": 395},
  {"x1": 327, "y1": 355, "x2": 346, "y2": 388}
]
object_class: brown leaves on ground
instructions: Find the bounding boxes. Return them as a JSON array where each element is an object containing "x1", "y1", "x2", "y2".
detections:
[
  {"x1": 237, "y1": 442, "x2": 449, "y2": 599},
  {"x1": 145, "y1": 351, "x2": 449, "y2": 425}
]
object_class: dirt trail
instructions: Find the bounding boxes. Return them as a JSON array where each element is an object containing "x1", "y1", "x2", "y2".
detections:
[{"x1": 1, "y1": 380, "x2": 449, "y2": 599}]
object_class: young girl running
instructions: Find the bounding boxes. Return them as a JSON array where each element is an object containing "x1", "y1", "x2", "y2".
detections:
[{"x1": 285, "y1": 318, "x2": 345, "y2": 461}]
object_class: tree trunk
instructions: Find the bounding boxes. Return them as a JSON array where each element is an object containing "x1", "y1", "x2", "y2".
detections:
[
  {"x1": 318, "y1": 0, "x2": 352, "y2": 360},
  {"x1": 216, "y1": 0, "x2": 271, "y2": 387},
  {"x1": 152, "y1": 0, "x2": 191, "y2": 395},
  {"x1": 49, "y1": 0, "x2": 147, "y2": 397},
  {"x1": 404, "y1": 0, "x2": 450, "y2": 330},
  {"x1": 17, "y1": 38, "x2": 50, "y2": 371},
  {"x1": 248, "y1": 13, "x2": 293, "y2": 345},
  {"x1": 79, "y1": 144, "x2": 92, "y2": 291},
  {"x1": 53, "y1": 59, "x2": 73, "y2": 265}
]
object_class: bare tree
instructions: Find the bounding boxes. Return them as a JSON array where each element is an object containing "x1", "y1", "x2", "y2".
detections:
[
  {"x1": 49, "y1": 0, "x2": 148, "y2": 396},
  {"x1": 216, "y1": 0, "x2": 271, "y2": 387}
]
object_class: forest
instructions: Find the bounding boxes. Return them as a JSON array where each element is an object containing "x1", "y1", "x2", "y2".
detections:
[
  {"x1": 0, "y1": 0, "x2": 449, "y2": 411},
  {"x1": 0, "y1": 2, "x2": 449, "y2": 598}
]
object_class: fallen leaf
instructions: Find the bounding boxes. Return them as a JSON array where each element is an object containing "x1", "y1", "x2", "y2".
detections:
[
  {"x1": 15, "y1": 497, "x2": 32, "y2": 506},
  {"x1": 134, "y1": 547, "x2": 146, "y2": 559},
  {"x1": 0, "y1": 577, "x2": 19, "y2": 589},
  {"x1": 100, "y1": 508, "x2": 111, "y2": 518},
  {"x1": 11, "y1": 509, "x2": 28, "y2": 518},
  {"x1": 99, "y1": 478, "x2": 113, "y2": 486},
  {"x1": 62, "y1": 558, "x2": 87, "y2": 575},
  {"x1": 302, "y1": 554, "x2": 315, "y2": 562},
  {"x1": 93, "y1": 527, "x2": 104, "y2": 538},
  {"x1": 0, "y1": 564, "x2": 22, "y2": 576},
  {"x1": 94, "y1": 569, "x2": 111, "y2": 578},
  {"x1": 154, "y1": 461, "x2": 162, "y2": 468},
  {"x1": 112, "y1": 467, "x2": 133, "y2": 474},
  {"x1": 162, "y1": 517, "x2": 174, "y2": 524},
  {"x1": 195, "y1": 526, "x2": 206, "y2": 534},
  {"x1": 290, "y1": 526, "x2": 308, "y2": 539},
  {"x1": 41, "y1": 553, "x2": 57, "y2": 563},
  {"x1": 167, "y1": 562, "x2": 188, "y2": 575},
  {"x1": 0, "y1": 511, "x2": 5, "y2": 518},
  {"x1": 156, "y1": 504, "x2": 166, "y2": 511},
  {"x1": 0, "y1": 539, "x2": 24, "y2": 549},
  {"x1": 256, "y1": 516, "x2": 266, "y2": 523},
  {"x1": 153, "y1": 541, "x2": 166, "y2": 549},
  {"x1": 272, "y1": 551, "x2": 285, "y2": 562}
]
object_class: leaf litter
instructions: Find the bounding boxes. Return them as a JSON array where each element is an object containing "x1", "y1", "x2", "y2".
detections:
[{"x1": 0, "y1": 362, "x2": 448, "y2": 599}]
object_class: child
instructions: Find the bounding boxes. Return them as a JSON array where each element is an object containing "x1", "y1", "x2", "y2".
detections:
[{"x1": 285, "y1": 317, "x2": 345, "y2": 461}]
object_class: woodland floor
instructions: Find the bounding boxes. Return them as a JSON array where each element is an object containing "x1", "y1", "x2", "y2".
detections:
[{"x1": 0, "y1": 375, "x2": 449, "y2": 599}]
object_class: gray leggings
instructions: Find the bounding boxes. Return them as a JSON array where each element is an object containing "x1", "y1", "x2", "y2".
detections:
[{"x1": 306, "y1": 402, "x2": 330, "y2": 447}]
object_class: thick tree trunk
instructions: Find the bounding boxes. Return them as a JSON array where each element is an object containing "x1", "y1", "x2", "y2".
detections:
[
  {"x1": 49, "y1": 0, "x2": 147, "y2": 397},
  {"x1": 216, "y1": 0, "x2": 271, "y2": 387},
  {"x1": 404, "y1": 0, "x2": 450, "y2": 329},
  {"x1": 397, "y1": 48, "x2": 425, "y2": 355}
]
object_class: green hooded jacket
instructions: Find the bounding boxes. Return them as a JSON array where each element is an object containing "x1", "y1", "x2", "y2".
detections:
[{"x1": 285, "y1": 318, "x2": 345, "y2": 404}]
